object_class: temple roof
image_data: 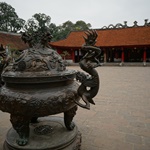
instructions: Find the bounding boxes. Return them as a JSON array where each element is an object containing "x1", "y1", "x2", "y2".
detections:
[
  {"x1": 50, "y1": 26, "x2": 150, "y2": 48},
  {"x1": 0, "y1": 31, "x2": 28, "y2": 50}
]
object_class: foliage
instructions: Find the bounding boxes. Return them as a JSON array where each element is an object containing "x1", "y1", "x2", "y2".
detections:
[
  {"x1": 24, "y1": 14, "x2": 91, "y2": 42},
  {"x1": 52, "y1": 20, "x2": 91, "y2": 41},
  {"x1": 22, "y1": 13, "x2": 53, "y2": 47},
  {"x1": 74, "y1": 20, "x2": 91, "y2": 30},
  {"x1": 23, "y1": 13, "x2": 51, "y2": 33},
  {"x1": 0, "y1": 2, "x2": 92, "y2": 41},
  {"x1": 0, "y1": 2, "x2": 25, "y2": 32}
]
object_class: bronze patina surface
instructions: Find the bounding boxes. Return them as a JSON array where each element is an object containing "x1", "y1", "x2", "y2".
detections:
[
  {"x1": 3, "y1": 116, "x2": 81, "y2": 150},
  {"x1": 75, "y1": 30, "x2": 101, "y2": 110},
  {"x1": 0, "y1": 28, "x2": 100, "y2": 150},
  {"x1": 0, "y1": 30, "x2": 80, "y2": 147}
]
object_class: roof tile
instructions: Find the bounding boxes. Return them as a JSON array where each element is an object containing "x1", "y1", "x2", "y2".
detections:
[
  {"x1": 0, "y1": 32, "x2": 28, "y2": 50},
  {"x1": 51, "y1": 26, "x2": 150, "y2": 48}
]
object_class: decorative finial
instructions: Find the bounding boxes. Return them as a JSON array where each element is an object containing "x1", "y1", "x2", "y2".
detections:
[
  {"x1": 144, "y1": 19, "x2": 149, "y2": 26},
  {"x1": 124, "y1": 21, "x2": 128, "y2": 28},
  {"x1": 133, "y1": 21, "x2": 138, "y2": 27}
]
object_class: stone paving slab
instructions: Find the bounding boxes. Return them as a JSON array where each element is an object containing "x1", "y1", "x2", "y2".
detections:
[{"x1": 0, "y1": 66, "x2": 150, "y2": 150}]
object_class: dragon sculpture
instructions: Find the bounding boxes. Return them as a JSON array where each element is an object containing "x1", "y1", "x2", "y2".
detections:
[{"x1": 75, "y1": 30, "x2": 101, "y2": 110}]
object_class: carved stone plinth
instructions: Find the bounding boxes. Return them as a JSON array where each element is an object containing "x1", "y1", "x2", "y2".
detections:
[{"x1": 3, "y1": 116, "x2": 82, "y2": 150}]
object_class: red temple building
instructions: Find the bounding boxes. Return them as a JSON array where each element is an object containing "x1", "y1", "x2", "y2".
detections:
[
  {"x1": 0, "y1": 31, "x2": 28, "y2": 60},
  {"x1": 0, "y1": 31, "x2": 28, "y2": 51},
  {"x1": 0, "y1": 20, "x2": 150, "y2": 66},
  {"x1": 50, "y1": 20, "x2": 150, "y2": 66}
]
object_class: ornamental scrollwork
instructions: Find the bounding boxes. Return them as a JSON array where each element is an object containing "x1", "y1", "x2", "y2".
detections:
[{"x1": 11, "y1": 31, "x2": 66, "y2": 72}]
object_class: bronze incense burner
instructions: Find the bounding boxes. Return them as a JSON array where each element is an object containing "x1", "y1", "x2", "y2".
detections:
[{"x1": 0, "y1": 29, "x2": 101, "y2": 150}]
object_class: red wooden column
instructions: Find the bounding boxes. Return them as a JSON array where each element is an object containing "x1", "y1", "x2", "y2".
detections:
[
  {"x1": 143, "y1": 48, "x2": 147, "y2": 66},
  {"x1": 71, "y1": 49, "x2": 75, "y2": 63},
  {"x1": 103, "y1": 48, "x2": 107, "y2": 62},
  {"x1": 121, "y1": 47, "x2": 124, "y2": 62},
  {"x1": 57, "y1": 49, "x2": 61, "y2": 54},
  {"x1": 143, "y1": 48, "x2": 147, "y2": 62}
]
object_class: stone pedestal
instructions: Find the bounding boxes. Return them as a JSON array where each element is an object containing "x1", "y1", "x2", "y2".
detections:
[{"x1": 3, "y1": 116, "x2": 81, "y2": 150}]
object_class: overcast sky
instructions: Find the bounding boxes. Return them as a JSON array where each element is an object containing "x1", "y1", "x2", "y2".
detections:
[{"x1": 1, "y1": 0, "x2": 150, "y2": 28}]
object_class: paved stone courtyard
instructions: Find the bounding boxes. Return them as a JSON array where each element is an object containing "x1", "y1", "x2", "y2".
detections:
[{"x1": 0, "y1": 66, "x2": 150, "y2": 150}]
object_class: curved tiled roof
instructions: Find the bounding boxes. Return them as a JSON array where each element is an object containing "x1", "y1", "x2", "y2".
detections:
[
  {"x1": 50, "y1": 26, "x2": 150, "y2": 48},
  {"x1": 0, "y1": 31, "x2": 28, "y2": 50}
]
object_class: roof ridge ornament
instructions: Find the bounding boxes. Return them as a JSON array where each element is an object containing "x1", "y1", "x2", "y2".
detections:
[
  {"x1": 101, "y1": 19, "x2": 150, "y2": 29},
  {"x1": 133, "y1": 21, "x2": 138, "y2": 27},
  {"x1": 144, "y1": 19, "x2": 150, "y2": 26}
]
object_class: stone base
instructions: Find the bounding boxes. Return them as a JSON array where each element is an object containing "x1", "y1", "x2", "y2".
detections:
[{"x1": 3, "y1": 116, "x2": 81, "y2": 150}]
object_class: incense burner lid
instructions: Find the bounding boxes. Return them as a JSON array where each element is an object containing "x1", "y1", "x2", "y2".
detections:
[{"x1": 2, "y1": 46, "x2": 75, "y2": 84}]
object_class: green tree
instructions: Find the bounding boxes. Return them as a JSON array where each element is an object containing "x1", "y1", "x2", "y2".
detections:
[
  {"x1": 51, "y1": 21, "x2": 73, "y2": 41},
  {"x1": 74, "y1": 20, "x2": 91, "y2": 30},
  {"x1": 23, "y1": 13, "x2": 55, "y2": 47},
  {"x1": 62, "y1": 21, "x2": 74, "y2": 31},
  {"x1": 23, "y1": 13, "x2": 52, "y2": 33},
  {"x1": 52, "y1": 20, "x2": 91, "y2": 41},
  {"x1": 0, "y1": 2, "x2": 25, "y2": 32},
  {"x1": 49, "y1": 23, "x2": 59, "y2": 40}
]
